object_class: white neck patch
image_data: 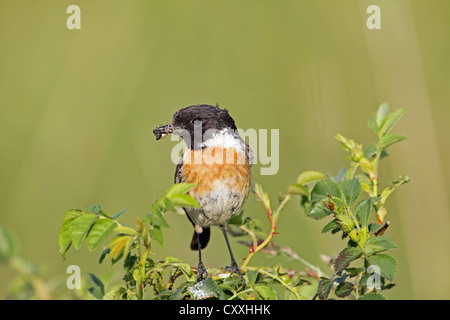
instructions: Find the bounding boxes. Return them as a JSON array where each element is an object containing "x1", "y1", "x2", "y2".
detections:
[{"x1": 202, "y1": 128, "x2": 245, "y2": 151}]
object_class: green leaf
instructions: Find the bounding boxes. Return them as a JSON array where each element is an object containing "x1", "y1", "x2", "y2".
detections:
[
  {"x1": 149, "y1": 225, "x2": 163, "y2": 246},
  {"x1": 87, "y1": 204, "x2": 101, "y2": 214},
  {"x1": 377, "y1": 134, "x2": 407, "y2": 150},
  {"x1": 86, "y1": 219, "x2": 117, "y2": 251},
  {"x1": 306, "y1": 202, "x2": 330, "y2": 220},
  {"x1": 228, "y1": 214, "x2": 243, "y2": 226},
  {"x1": 99, "y1": 248, "x2": 110, "y2": 264},
  {"x1": 108, "y1": 235, "x2": 132, "y2": 261},
  {"x1": 358, "y1": 292, "x2": 386, "y2": 300},
  {"x1": 354, "y1": 198, "x2": 375, "y2": 228},
  {"x1": 165, "y1": 183, "x2": 197, "y2": 199},
  {"x1": 333, "y1": 247, "x2": 362, "y2": 273},
  {"x1": 376, "y1": 103, "x2": 391, "y2": 127},
  {"x1": 0, "y1": 227, "x2": 17, "y2": 260},
  {"x1": 246, "y1": 269, "x2": 260, "y2": 285},
  {"x1": 165, "y1": 256, "x2": 182, "y2": 263},
  {"x1": 169, "y1": 194, "x2": 200, "y2": 208},
  {"x1": 59, "y1": 220, "x2": 73, "y2": 259},
  {"x1": 321, "y1": 219, "x2": 340, "y2": 233},
  {"x1": 88, "y1": 273, "x2": 105, "y2": 299},
  {"x1": 112, "y1": 208, "x2": 127, "y2": 220},
  {"x1": 368, "y1": 112, "x2": 378, "y2": 133},
  {"x1": 163, "y1": 197, "x2": 176, "y2": 212},
  {"x1": 364, "y1": 144, "x2": 377, "y2": 159},
  {"x1": 147, "y1": 206, "x2": 169, "y2": 228},
  {"x1": 62, "y1": 209, "x2": 83, "y2": 222},
  {"x1": 189, "y1": 277, "x2": 225, "y2": 300},
  {"x1": 69, "y1": 214, "x2": 98, "y2": 250},
  {"x1": 254, "y1": 285, "x2": 277, "y2": 300},
  {"x1": 335, "y1": 282, "x2": 355, "y2": 298},
  {"x1": 334, "y1": 167, "x2": 347, "y2": 183},
  {"x1": 113, "y1": 226, "x2": 138, "y2": 236},
  {"x1": 177, "y1": 263, "x2": 193, "y2": 277},
  {"x1": 317, "y1": 278, "x2": 333, "y2": 300},
  {"x1": 378, "y1": 108, "x2": 406, "y2": 138},
  {"x1": 367, "y1": 254, "x2": 397, "y2": 281},
  {"x1": 296, "y1": 170, "x2": 325, "y2": 185},
  {"x1": 340, "y1": 178, "x2": 362, "y2": 207},
  {"x1": 379, "y1": 175, "x2": 410, "y2": 206},
  {"x1": 363, "y1": 236, "x2": 397, "y2": 256},
  {"x1": 287, "y1": 183, "x2": 308, "y2": 195},
  {"x1": 311, "y1": 179, "x2": 341, "y2": 202}
]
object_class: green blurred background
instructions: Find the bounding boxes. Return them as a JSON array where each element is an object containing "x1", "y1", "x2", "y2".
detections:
[{"x1": 1, "y1": 0, "x2": 449, "y2": 299}]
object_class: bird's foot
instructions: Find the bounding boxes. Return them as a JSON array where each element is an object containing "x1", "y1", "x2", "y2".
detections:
[
  {"x1": 225, "y1": 260, "x2": 246, "y2": 287},
  {"x1": 196, "y1": 261, "x2": 209, "y2": 282}
]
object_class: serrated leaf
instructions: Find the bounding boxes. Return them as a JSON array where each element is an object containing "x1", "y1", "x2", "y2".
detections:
[
  {"x1": 62, "y1": 209, "x2": 83, "y2": 222},
  {"x1": 223, "y1": 274, "x2": 244, "y2": 290},
  {"x1": 364, "y1": 144, "x2": 378, "y2": 159},
  {"x1": 334, "y1": 247, "x2": 362, "y2": 273},
  {"x1": 254, "y1": 285, "x2": 277, "y2": 300},
  {"x1": 367, "y1": 254, "x2": 397, "y2": 281},
  {"x1": 378, "y1": 108, "x2": 406, "y2": 138},
  {"x1": 376, "y1": 103, "x2": 391, "y2": 127},
  {"x1": 189, "y1": 277, "x2": 225, "y2": 300},
  {"x1": 246, "y1": 269, "x2": 260, "y2": 285},
  {"x1": 363, "y1": 236, "x2": 397, "y2": 256},
  {"x1": 58, "y1": 219, "x2": 72, "y2": 259},
  {"x1": 335, "y1": 281, "x2": 355, "y2": 298},
  {"x1": 296, "y1": 170, "x2": 325, "y2": 185},
  {"x1": 358, "y1": 292, "x2": 386, "y2": 300},
  {"x1": 306, "y1": 202, "x2": 330, "y2": 220},
  {"x1": 341, "y1": 178, "x2": 362, "y2": 207},
  {"x1": 377, "y1": 134, "x2": 407, "y2": 150},
  {"x1": 321, "y1": 219, "x2": 340, "y2": 233},
  {"x1": 311, "y1": 179, "x2": 341, "y2": 202},
  {"x1": 69, "y1": 214, "x2": 98, "y2": 250},
  {"x1": 287, "y1": 183, "x2": 308, "y2": 195},
  {"x1": 354, "y1": 198, "x2": 375, "y2": 228},
  {"x1": 317, "y1": 278, "x2": 333, "y2": 300},
  {"x1": 86, "y1": 219, "x2": 117, "y2": 251}
]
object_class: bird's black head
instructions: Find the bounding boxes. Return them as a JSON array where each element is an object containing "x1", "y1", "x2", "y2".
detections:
[{"x1": 153, "y1": 104, "x2": 237, "y2": 149}]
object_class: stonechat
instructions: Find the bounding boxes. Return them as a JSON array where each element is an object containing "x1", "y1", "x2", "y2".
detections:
[{"x1": 153, "y1": 104, "x2": 252, "y2": 284}]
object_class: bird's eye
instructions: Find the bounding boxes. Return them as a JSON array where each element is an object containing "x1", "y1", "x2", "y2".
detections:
[{"x1": 192, "y1": 118, "x2": 202, "y2": 124}]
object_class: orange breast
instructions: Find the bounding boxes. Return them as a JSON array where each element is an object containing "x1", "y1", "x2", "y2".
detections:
[{"x1": 181, "y1": 147, "x2": 251, "y2": 196}]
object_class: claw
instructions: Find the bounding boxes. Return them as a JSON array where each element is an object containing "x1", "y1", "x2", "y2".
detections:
[
  {"x1": 196, "y1": 261, "x2": 209, "y2": 282},
  {"x1": 225, "y1": 261, "x2": 246, "y2": 286}
]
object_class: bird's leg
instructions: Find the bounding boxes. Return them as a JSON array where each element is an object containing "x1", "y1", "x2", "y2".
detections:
[
  {"x1": 195, "y1": 229, "x2": 208, "y2": 282},
  {"x1": 221, "y1": 226, "x2": 246, "y2": 286}
]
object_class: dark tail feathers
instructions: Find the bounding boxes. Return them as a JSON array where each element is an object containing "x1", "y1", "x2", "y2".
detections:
[{"x1": 190, "y1": 227, "x2": 210, "y2": 250}]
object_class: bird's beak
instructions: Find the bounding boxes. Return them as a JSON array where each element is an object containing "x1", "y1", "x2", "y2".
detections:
[{"x1": 153, "y1": 123, "x2": 175, "y2": 140}]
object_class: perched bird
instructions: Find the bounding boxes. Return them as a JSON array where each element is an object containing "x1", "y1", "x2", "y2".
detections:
[{"x1": 153, "y1": 104, "x2": 252, "y2": 284}]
